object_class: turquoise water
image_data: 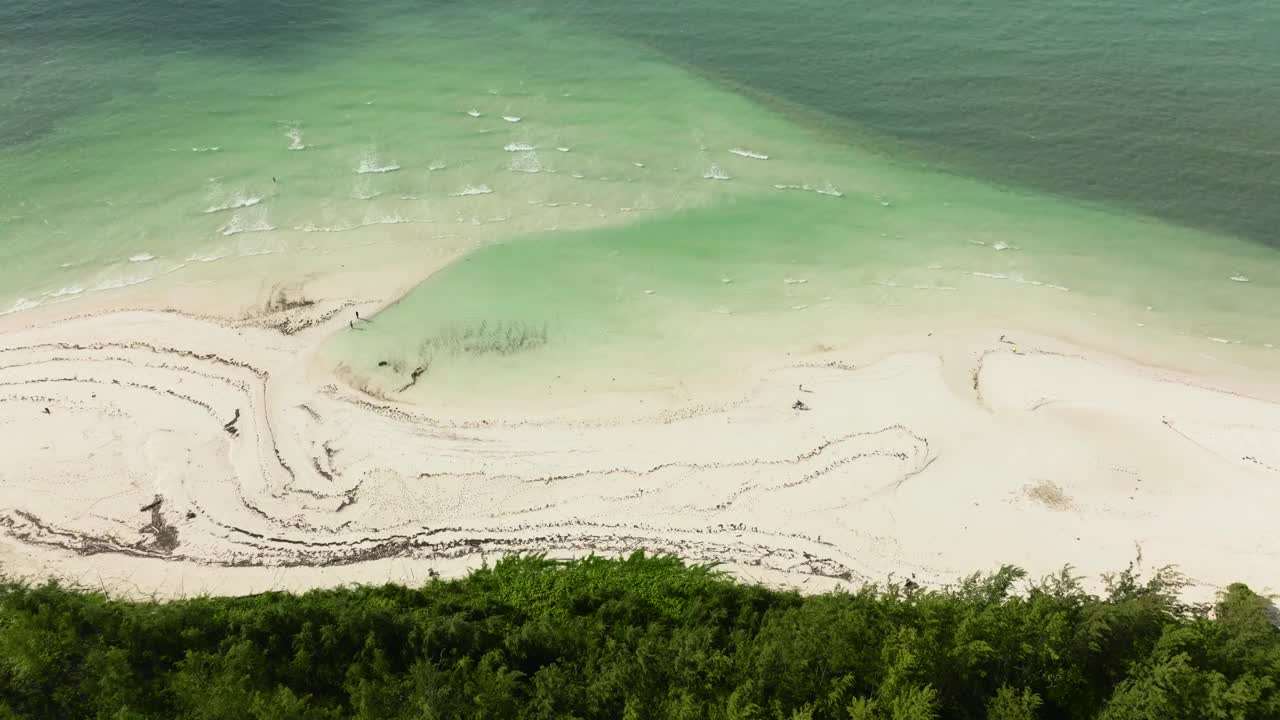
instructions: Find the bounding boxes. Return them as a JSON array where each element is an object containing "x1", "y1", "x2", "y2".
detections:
[
  {"x1": 2, "y1": 0, "x2": 1278, "y2": 402},
  {"x1": 539, "y1": 0, "x2": 1280, "y2": 247}
]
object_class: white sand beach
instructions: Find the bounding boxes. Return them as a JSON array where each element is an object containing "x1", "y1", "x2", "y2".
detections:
[{"x1": 1, "y1": 290, "x2": 1277, "y2": 603}]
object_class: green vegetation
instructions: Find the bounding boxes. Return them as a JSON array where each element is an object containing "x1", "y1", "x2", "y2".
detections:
[
  {"x1": 1, "y1": 554, "x2": 1277, "y2": 719},
  {"x1": 419, "y1": 320, "x2": 551, "y2": 360}
]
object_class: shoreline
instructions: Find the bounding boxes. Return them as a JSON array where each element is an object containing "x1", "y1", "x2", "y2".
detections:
[{"x1": 1, "y1": 286, "x2": 1277, "y2": 604}]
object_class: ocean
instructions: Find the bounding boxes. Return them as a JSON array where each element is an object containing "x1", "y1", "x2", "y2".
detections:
[{"x1": 2, "y1": 0, "x2": 1277, "y2": 402}]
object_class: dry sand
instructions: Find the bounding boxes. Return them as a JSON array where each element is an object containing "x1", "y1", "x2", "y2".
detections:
[{"x1": 1, "y1": 294, "x2": 1278, "y2": 603}]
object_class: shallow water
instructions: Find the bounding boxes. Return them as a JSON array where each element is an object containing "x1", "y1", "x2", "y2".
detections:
[{"x1": 2, "y1": 2, "x2": 1277, "y2": 403}]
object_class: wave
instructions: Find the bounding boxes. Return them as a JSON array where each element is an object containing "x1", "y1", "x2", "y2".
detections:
[
  {"x1": 356, "y1": 150, "x2": 401, "y2": 175},
  {"x1": 352, "y1": 176, "x2": 382, "y2": 200},
  {"x1": 1, "y1": 297, "x2": 40, "y2": 315},
  {"x1": 428, "y1": 160, "x2": 448, "y2": 171},
  {"x1": 556, "y1": 146, "x2": 571, "y2": 153},
  {"x1": 502, "y1": 115, "x2": 523, "y2": 123},
  {"x1": 467, "y1": 109, "x2": 482, "y2": 118},
  {"x1": 188, "y1": 251, "x2": 230, "y2": 263},
  {"x1": 129, "y1": 253, "x2": 155, "y2": 263},
  {"x1": 510, "y1": 151, "x2": 543, "y2": 174},
  {"x1": 704, "y1": 164, "x2": 731, "y2": 181},
  {"x1": 191, "y1": 146, "x2": 220, "y2": 153},
  {"x1": 93, "y1": 273, "x2": 163, "y2": 292},
  {"x1": 1229, "y1": 274, "x2": 1250, "y2": 282},
  {"x1": 46, "y1": 285, "x2": 85, "y2": 298},
  {"x1": 450, "y1": 184, "x2": 494, "y2": 197},
  {"x1": 204, "y1": 192, "x2": 262, "y2": 214},
  {"x1": 1012, "y1": 275, "x2": 1070, "y2": 291},
  {"x1": 286, "y1": 127, "x2": 307, "y2": 151},
  {"x1": 294, "y1": 211, "x2": 424, "y2": 234},
  {"x1": 729, "y1": 148, "x2": 769, "y2": 160},
  {"x1": 221, "y1": 208, "x2": 276, "y2": 237},
  {"x1": 504, "y1": 142, "x2": 536, "y2": 152}
]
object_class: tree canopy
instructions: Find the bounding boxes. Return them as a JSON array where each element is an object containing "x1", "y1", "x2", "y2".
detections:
[{"x1": 1, "y1": 553, "x2": 1277, "y2": 719}]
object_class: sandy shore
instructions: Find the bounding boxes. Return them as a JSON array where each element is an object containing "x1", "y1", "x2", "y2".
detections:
[{"x1": 1, "y1": 293, "x2": 1278, "y2": 603}]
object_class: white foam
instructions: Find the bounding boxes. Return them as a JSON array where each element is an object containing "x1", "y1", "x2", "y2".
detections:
[
  {"x1": 46, "y1": 285, "x2": 85, "y2": 298},
  {"x1": 295, "y1": 221, "x2": 357, "y2": 233},
  {"x1": 967, "y1": 271, "x2": 1010, "y2": 280},
  {"x1": 467, "y1": 109, "x2": 482, "y2": 118},
  {"x1": 2, "y1": 297, "x2": 40, "y2": 315},
  {"x1": 355, "y1": 150, "x2": 401, "y2": 175},
  {"x1": 1208, "y1": 337, "x2": 1232, "y2": 344},
  {"x1": 204, "y1": 192, "x2": 263, "y2": 214},
  {"x1": 1229, "y1": 274, "x2": 1250, "y2": 283},
  {"x1": 704, "y1": 164, "x2": 731, "y2": 181},
  {"x1": 633, "y1": 162, "x2": 646, "y2": 168},
  {"x1": 450, "y1": 184, "x2": 494, "y2": 197},
  {"x1": 93, "y1": 275, "x2": 154, "y2": 291},
  {"x1": 428, "y1": 160, "x2": 448, "y2": 171},
  {"x1": 286, "y1": 127, "x2": 307, "y2": 151},
  {"x1": 502, "y1": 115, "x2": 523, "y2": 123},
  {"x1": 220, "y1": 207, "x2": 276, "y2": 237},
  {"x1": 510, "y1": 151, "x2": 542, "y2": 174},
  {"x1": 191, "y1": 146, "x2": 220, "y2": 153},
  {"x1": 129, "y1": 253, "x2": 155, "y2": 263},
  {"x1": 992, "y1": 241, "x2": 1011, "y2": 251},
  {"x1": 504, "y1": 142, "x2": 537, "y2": 152},
  {"x1": 729, "y1": 148, "x2": 769, "y2": 160},
  {"x1": 353, "y1": 176, "x2": 382, "y2": 200},
  {"x1": 1006, "y1": 273, "x2": 1070, "y2": 292},
  {"x1": 776, "y1": 182, "x2": 841, "y2": 197},
  {"x1": 571, "y1": 173, "x2": 585, "y2": 179},
  {"x1": 295, "y1": 211, "x2": 428, "y2": 234},
  {"x1": 783, "y1": 278, "x2": 808, "y2": 284},
  {"x1": 556, "y1": 147, "x2": 571, "y2": 153}
]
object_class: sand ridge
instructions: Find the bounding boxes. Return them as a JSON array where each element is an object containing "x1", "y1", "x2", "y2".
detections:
[{"x1": 0, "y1": 300, "x2": 1278, "y2": 601}]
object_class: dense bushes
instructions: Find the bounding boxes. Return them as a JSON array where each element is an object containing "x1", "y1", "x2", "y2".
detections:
[{"x1": 1, "y1": 553, "x2": 1277, "y2": 719}]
